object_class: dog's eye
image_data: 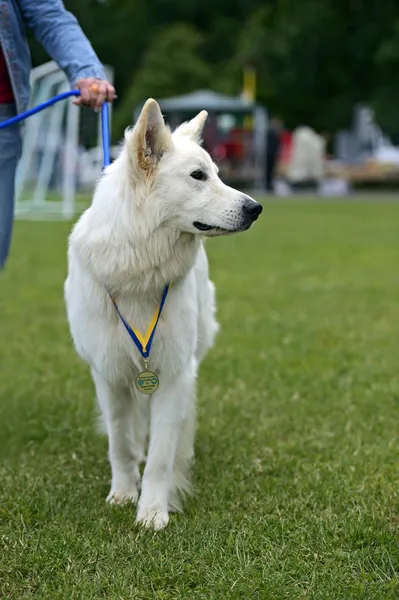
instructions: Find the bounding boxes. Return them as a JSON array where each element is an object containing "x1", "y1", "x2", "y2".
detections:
[{"x1": 190, "y1": 170, "x2": 207, "y2": 181}]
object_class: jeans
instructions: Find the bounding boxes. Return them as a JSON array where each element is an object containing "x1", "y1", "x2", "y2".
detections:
[{"x1": 0, "y1": 104, "x2": 22, "y2": 269}]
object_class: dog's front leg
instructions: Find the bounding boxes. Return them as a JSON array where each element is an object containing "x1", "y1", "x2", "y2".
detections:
[
  {"x1": 136, "y1": 362, "x2": 196, "y2": 531},
  {"x1": 92, "y1": 369, "x2": 140, "y2": 505}
]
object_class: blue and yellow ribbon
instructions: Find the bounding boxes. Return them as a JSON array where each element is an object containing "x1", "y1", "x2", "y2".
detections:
[{"x1": 106, "y1": 284, "x2": 170, "y2": 359}]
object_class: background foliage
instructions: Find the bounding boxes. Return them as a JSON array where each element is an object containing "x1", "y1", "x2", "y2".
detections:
[{"x1": 28, "y1": 0, "x2": 399, "y2": 140}]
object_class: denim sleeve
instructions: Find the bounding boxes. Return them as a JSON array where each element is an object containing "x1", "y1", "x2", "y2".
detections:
[{"x1": 18, "y1": 0, "x2": 108, "y2": 86}]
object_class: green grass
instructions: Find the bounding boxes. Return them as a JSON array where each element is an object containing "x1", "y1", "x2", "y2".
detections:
[{"x1": 1, "y1": 198, "x2": 399, "y2": 599}]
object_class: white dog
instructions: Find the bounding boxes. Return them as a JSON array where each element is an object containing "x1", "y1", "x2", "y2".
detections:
[{"x1": 64, "y1": 99, "x2": 262, "y2": 530}]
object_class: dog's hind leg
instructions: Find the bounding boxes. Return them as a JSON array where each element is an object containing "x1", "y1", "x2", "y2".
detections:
[
  {"x1": 92, "y1": 369, "x2": 140, "y2": 505},
  {"x1": 136, "y1": 360, "x2": 197, "y2": 530},
  {"x1": 168, "y1": 400, "x2": 196, "y2": 513},
  {"x1": 195, "y1": 280, "x2": 219, "y2": 364}
]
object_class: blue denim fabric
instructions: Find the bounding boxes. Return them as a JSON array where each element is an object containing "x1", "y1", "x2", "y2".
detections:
[{"x1": 0, "y1": 103, "x2": 21, "y2": 268}]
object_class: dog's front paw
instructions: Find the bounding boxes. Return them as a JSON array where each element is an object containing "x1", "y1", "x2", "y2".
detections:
[
  {"x1": 136, "y1": 504, "x2": 169, "y2": 531},
  {"x1": 107, "y1": 469, "x2": 140, "y2": 505},
  {"x1": 106, "y1": 487, "x2": 139, "y2": 505}
]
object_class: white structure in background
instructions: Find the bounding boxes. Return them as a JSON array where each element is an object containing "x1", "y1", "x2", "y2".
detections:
[
  {"x1": 15, "y1": 60, "x2": 114, "y2": 220},
  {"x1": 286, "y1": 126, "x2": 326, "y2": 185},
  {"x1": 335, "y1": 104, "x2": 399, "y2": 165}
]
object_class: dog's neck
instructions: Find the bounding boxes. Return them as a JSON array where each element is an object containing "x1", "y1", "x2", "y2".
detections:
[
  {"x1": 109, "y1": 228, "x2": 200, "y2": 298},
  {"x1": 74, "y1": 209, "x2": 200, "y2": 300}
]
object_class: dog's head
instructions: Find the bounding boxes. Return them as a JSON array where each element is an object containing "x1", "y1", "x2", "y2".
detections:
[{"x1": 125, "y1": 98, "x2": 262, "y2": 236}]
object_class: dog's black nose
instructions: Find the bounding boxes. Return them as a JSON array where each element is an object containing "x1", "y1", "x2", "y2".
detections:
[{"x1": 242, "y1": 197, "x2": 263, "y2": 219}]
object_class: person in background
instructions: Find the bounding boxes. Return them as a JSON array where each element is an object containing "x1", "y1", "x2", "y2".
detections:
[
  {"x1": 265, "y1": 116, "x2": 283, "y2": 193},
  {"x1": 0, "y1": 0, "x2": 116, "y2": 270}
]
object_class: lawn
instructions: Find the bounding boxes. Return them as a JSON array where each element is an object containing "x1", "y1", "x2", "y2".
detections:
[{"x1": 1, "y1": 198, "x2": 399, "y2": 599}]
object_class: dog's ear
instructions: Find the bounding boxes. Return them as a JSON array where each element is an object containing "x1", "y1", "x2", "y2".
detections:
[
  {"x1": 127, "y1": 98, "x2": 172, "y2": 173},
  {"x1": 175, "y1": 110, "x2": 208, "y2": 144}
]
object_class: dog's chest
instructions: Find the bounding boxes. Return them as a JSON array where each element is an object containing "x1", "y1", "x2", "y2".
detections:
[{"x1": 105, "y1": 286, "x2": 198, "y2": 377}]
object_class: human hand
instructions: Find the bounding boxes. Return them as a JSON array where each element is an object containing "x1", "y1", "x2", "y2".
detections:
[{"x1": 73, "y1": 77, "x2": 116, "y2": 111}]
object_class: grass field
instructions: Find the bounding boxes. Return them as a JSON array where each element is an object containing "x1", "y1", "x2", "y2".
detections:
[{"x1": 1, "y1": 198, "x2": 399, "y2": 599}]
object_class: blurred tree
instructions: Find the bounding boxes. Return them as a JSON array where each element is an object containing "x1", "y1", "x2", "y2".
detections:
[
  {"x1": 113, "y1": 24, "x2": 211, "y2": 138},
  {"x1": 373, "y1": 19, "x2": 399, "y2": 138},
  {"x1": 25, "y1": 0, "x2": 399, "y2": 139}
]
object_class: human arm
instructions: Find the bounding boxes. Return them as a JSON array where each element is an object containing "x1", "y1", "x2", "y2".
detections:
[{"x1": 18, "y1": 0, "x2": 115, "y2": 109}]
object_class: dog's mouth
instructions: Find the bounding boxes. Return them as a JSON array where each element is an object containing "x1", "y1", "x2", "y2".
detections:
[
  {"x1": 193, "y1": 221, "x2": 251, "y2": 235},
  {"x1": 193, "y1": 222, "x2": 216, "y2": 232}
]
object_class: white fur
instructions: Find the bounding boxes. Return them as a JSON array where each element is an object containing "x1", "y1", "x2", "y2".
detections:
[{"x1": 64, "y1": 99, "x2": 262, "y2": 530}]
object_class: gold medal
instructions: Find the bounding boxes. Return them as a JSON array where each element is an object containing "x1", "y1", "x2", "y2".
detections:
[
  {"x1": 106, "y1": 283, "x2": 170, "y2": 396},
  {"x1": 135, "y1": 370, "x2": 159, "y2": 395}
]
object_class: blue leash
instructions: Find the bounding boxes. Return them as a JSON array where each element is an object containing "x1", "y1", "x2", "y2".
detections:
[{"x1": 0, "y1": 89, "x2": 111, "y2": 168}]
